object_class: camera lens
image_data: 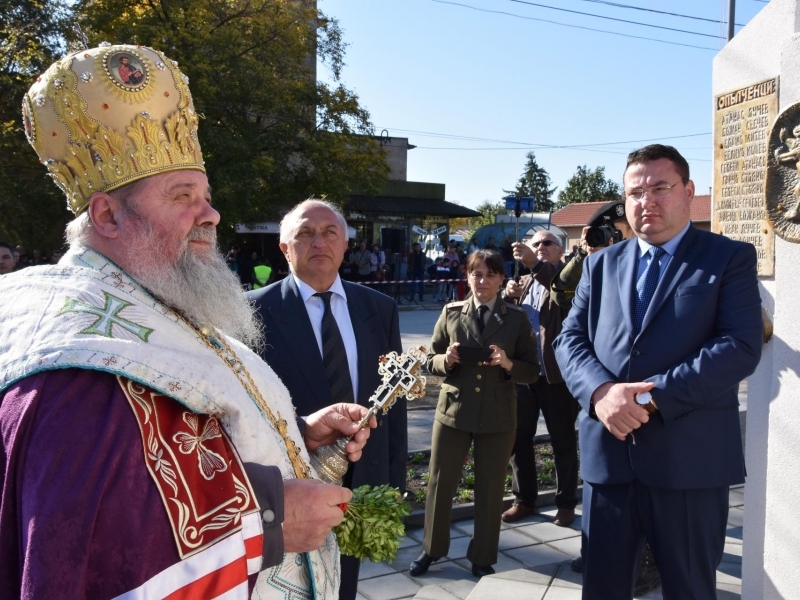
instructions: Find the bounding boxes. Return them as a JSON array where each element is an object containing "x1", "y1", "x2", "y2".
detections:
[{"x1": 585, "y1": 226, "x2": 608, "y2": 248}]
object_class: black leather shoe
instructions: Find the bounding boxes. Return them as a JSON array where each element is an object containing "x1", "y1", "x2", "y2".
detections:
[
  {"x1": 571, "y1": 556, "x2": 583, "y2": 573},
  {"x1": 634, "y1": 544, "x2": 661, "y2": 596},
  {"x1": 471, "y1": 564, "x2": 495, "y2": 578},
  {"x1": 409, "y1": 551, "x2": 438, "y2": 576}
]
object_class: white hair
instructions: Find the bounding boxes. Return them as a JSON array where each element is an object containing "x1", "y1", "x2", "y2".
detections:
[
  {"x1": 65, "y1": 212, "x2": 93, "y2": 249},
  {"x1": 279, "y1": 199, "x2": 348, "y2": 244},
  {"x1": 531, "y1": 230, "x2": 563, "y2": 247},
  {"x1": 122, "y1": 207, "x2": 264, "y2": 351},
  {"x1": 65, "y1": 180, "x2": 146, "y2": 250}
]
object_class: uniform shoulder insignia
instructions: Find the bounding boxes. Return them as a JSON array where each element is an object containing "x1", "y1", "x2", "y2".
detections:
[
  {"x1": 505, "y1": 303, "x2": 524, "y2": 312},
  {"x1": 445, "y1": 301, "x2": 466, "y2": 310}
]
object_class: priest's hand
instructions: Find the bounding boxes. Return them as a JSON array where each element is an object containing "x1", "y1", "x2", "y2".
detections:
[
  {"x1": 304, "y1": 403, "x2": 377, "y2": 461},
  {"x1": 283, "y1": 479, "x2": 351, "y2": 553}
]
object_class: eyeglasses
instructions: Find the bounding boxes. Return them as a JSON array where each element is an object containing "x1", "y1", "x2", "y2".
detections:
[
  {"x1": 626, "y1": 181, "x2": 683, "y2": 201},
  {"x1": 532, "y1": 240, "x2": 555, "y2": 248}
]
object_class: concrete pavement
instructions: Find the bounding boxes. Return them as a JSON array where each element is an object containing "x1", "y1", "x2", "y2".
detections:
[{"x1": 357, "y1": 486, "x2": 745, "y2": 600}]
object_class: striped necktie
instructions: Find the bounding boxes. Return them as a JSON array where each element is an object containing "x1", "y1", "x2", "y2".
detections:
[
  {"x1": 314, "y1": 292, "x2": 354, "y2": 404},
  {"x1": 634, "y1": 246, "x2": 665, "y2": 335}
]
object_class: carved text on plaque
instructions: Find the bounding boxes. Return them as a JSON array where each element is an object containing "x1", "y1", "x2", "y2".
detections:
[{"x1": 713, "y1": 77, "x2": 778, "y2": 276}]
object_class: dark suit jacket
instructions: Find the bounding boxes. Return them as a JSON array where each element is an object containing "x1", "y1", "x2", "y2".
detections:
[
  {"x1": 426, "y1": 298, "x2": 540, "y2": 434},
  {"x1": 553, "y1": 226, "x2": 763, "y2": 490},
  {"x1": 506, "y1": 260, "x2": 571, "y2": 384},
  {"x1": 247, "y1": 277, "x2": 406, "y2": 491}
]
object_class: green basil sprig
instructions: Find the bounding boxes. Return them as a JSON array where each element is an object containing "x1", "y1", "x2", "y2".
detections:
[{"x1": 334, "y1": 484, "x2": 411, "y2": 563}]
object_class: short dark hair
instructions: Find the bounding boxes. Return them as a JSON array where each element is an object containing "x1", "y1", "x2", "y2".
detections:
[
  {"x1": 0, "y1": 242, "x2": 12, "y2": 254},
  {"x1": 625, "y1": 144, "x2": 690, "y2": 183},
  {"x1": 466, "y1": 250, "x2": 504, "y2": 275}
]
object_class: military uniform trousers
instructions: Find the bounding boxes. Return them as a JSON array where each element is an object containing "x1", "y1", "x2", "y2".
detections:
[{"x1": 423, "y1": 419, "x2": 516, "y2": 567}]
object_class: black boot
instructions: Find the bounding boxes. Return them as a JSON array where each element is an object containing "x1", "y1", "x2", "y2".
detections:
[
  {"x1": 471, "y1": 563, "x2": 495, "y2": 579},
  {"x1": 409, "y1": 551, "x2": 438, "y2": 576}
]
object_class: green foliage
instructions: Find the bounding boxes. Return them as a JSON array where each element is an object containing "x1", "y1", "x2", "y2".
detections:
[
  {"x1": 334, "y1": 484, "x2": 411, "y2": 563},
  {"x1": 406, "y1": 467, "x2": 416, "y2": 480},
  {"x1": 410, "y1": 452, "x2": 426, "y2": 464},
  {"x1": 457, "y1": 489, "x2": 472, "y2": 502},
  {"x1": 506, "y1": 151, "x2": 557, "y2": 212},
  {"x1": 467, "y1": 200, "x2": 508, "y2": 237},
  {"x1": 505, "y1": 474, "x2": 513, "y2": 488},
  {"x1": 0, "y1": 0, "x2": 73, "y2": 250},
  {"x1": 537, "y1": 472, "x2": 553, "y2": 486},
  {"x1": 415, "y1": 488, "x2": 427, "y2": 503},
  {"x1": 541, "y1": 458, "x2": 555, "y2": 474},
  {"x1": 556, "y1": 165, "x2": 622, "y2": 209},
  {"x1": 421, "y1": 471, "x2": 430, "y2": 485},
  {"x1": 462, "y1": 473, "x2": 475, "y2": 488}
]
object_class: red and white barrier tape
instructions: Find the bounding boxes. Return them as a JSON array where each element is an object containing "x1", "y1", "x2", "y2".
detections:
[{"x1": 355, "y1": 278, "x2": 463, "y2": 286}]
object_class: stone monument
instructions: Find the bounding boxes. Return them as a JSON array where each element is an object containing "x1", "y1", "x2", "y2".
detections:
[{"x1": 713, "y1": 1, "x2": 800, "y2": 597}]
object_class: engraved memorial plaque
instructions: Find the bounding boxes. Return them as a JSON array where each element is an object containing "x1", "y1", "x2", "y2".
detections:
[{"x1": 713, "y1": 77, "x2": 778, "y2": 276}]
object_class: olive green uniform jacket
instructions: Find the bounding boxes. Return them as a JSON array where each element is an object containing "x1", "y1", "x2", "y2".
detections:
[{"x1": 426, "y1": 298, "x2": 540, "y2": 434}]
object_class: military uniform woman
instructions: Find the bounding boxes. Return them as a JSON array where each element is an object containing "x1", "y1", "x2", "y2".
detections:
[{"x1": 409, "y1": 250, "x2": 539, "y2": 578}]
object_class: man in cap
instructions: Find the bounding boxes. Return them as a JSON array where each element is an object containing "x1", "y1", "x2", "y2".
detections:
[
  {"x1": 0, "y1": 43, "x2": 372, "y2": 600},
  {"x1": 502, "y1": 230, "x2": 581, "y2": 527},
  {"x1": 554, "y1": 145, "x2": 762, "y2": 598}
]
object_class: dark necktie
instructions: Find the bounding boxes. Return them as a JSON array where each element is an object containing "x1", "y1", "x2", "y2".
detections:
[
  {"x1": 314, "y1": 292, "x2": 354, "y2": 404},
  {"x1": 634, "y1": 246, "x2": 665, "y2": 335},
  {"x1": 477, "y1": 305, "x2": 489, "y2": 334}
]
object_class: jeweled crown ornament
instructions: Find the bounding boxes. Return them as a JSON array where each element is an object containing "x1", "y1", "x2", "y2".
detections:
[
  {"x1": 310, "y1": 347, "x2": 427, "y2": 485},
  {"x1": 23, "y1": 43, "x2": 205, "y2": 216}
]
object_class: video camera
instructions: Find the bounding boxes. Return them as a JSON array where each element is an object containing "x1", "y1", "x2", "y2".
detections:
[{"x1": 585, "y1": 216, "x2": 623, "y2": 248}]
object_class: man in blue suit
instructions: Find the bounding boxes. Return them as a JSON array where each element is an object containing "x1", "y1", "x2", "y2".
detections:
[
  {"x1": 554, "y1": 145, "x2": 763, "y2": 599},
  {"x1": 247, "y1": 200, "x2": 405, "y2": 600}
]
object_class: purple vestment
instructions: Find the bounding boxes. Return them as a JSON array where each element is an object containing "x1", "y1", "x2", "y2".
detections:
[{"x1": 0, "y1": 369, "x2": 180, "y2": 599}]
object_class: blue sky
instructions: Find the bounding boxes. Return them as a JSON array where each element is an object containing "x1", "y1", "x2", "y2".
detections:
[{"x1": 317, "y1": 0, "x2": 768, "y2": 208}]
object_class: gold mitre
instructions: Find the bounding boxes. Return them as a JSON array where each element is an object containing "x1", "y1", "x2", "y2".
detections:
[{"x1": 22, "y1": 43, "x2": 205, "y2": 215}]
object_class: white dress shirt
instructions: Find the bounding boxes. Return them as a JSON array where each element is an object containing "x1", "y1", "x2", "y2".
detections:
[{"x1": 293, "y1": 274, "x2": 359, "y2": 401}]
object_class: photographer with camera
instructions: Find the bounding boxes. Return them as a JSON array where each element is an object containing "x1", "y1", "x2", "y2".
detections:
[
  {"x1": 551, "y1": 200, "x2": 660, "y2": 596},
  {"x1": 550, "y1": 201, "x2": 632, "y2": 309}
]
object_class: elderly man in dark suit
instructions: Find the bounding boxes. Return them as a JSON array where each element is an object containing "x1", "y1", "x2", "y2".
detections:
[
  {"x1": 247, "y1": 199, "x2": 405, "y2": 600},
  {"x1": 554, "y1": 144, "x2": 763, "y2": 599},
  {"x1": 502, "y1": 230, "x2": 581, "y2": 527}
]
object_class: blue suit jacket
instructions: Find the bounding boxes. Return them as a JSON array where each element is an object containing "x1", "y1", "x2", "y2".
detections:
[
  {"x1": 553, "y1": 226, "x2": 763, "y2": 490},
  {"x1": 247, "y1": 277, "x2": 406, "y2": 490}
]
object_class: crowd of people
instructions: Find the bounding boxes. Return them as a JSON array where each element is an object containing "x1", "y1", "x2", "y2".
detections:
[
  {"x1": 0, "y1": 39, "x2": 762, "y2": 600},
  {"x1": 0, "y1": 243, "x2": 66, "y2": 275}
]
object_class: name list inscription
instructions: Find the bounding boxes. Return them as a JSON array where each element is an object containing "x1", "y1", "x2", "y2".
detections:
[{"x1": 713, "y1": 77, "x2": 778, "y2": 276}]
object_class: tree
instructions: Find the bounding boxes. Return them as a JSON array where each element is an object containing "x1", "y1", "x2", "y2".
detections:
[
  {"x1": 556, "y1": 165, "x2": 621, "y2": 209},
  {"x1": 1, "y1": 0, "x2": 390, "y2": 248},
  {"x1": 0, "y1": 0, "x2": 73, "y2": 251},
  {"x1": 505, "y1": 151, "x2": 557, "y2": 212},
  {"x1": 466, "y1": 200, "x2": 507, "y2": 237}
]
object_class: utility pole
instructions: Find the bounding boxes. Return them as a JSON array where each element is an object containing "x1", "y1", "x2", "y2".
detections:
[{"x1": 727, "y1": 0, "x2": 736, "y2": 41}]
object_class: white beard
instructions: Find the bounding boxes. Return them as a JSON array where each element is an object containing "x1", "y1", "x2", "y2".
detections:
[{"x1": 122, "y1": 213, "x2": 263, "y2": 351}]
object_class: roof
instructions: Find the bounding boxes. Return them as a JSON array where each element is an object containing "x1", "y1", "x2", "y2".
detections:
[
  {"x1": 550, "y1": 195, "x2": 712, "y2": 227},
  {"x1": 690, "y1": 195, "x2": 711, "y2": 222},
  {"x1": 346, "y1": 195, "x2": 480, "y2": 217},
  {"x1": 551, "y1": 202, "x2": 612, "y2": 227}
]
